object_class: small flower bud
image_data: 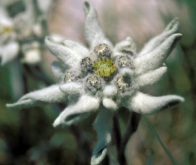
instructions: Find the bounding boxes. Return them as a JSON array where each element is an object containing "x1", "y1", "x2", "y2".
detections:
[
  {"x1": 117, "y1": 55, "x2": 133, "y2": 68},
  {"x1": 64, "y1": 70, "x2": 79, "y2": 83},
  {"x1": 94, "y1": 43, "x2": 111, "y2": 58},
  {"x1": 86, "y1": 74, "x2": 102, "y2": 92},
  {"x1": 81, "y1": 57, "x2": 93, "y2": 73}
]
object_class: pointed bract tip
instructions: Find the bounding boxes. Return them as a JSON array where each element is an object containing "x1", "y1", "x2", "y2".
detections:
[
  {"x1": 178, "y1": 96, "x2": 185, "y2": 102},
  {"x1": 165, "y1": 17, "x2": 179, "y2": 32},
  {"x1": 45, "y1": 36, "x2": 61, "y2": 49},
  {"x1": 6, "y1": 104, "x2": 11, "y2": 108},
  {"x1": 169, "y1": 17, "x2": 179, "y2": 24},
  {"x1": 172, "y1": 33, "x2": 182, "y2": 44},
  {"x1": 175, "y1": 33, "x2": 182, "y2": 37},
  {"x1": 169, "y1": 33, "x2": 182, "y2": 44},
  {"x1": 126, "y1": 36, "x2": 134, "y2": 42},
  {"x1": 53, "y1": 117, "x2": 61, "y2": 127},
  {"x1": 91, "y1": 148, "x2": 107, "y2": 165},
  {"x1": 45, "y1": 36, "x2": 54, "y2": 44},
  {"x1": 84, "y1": 1, "x2": 90, "y2": 14},
  {"x1": 126, "y1": 36, "x2": 131, "y2": 40},
  {"x1": 160, "y1": 95, "x2": 184, "y2": 111},
  {"x1": 173, "y1": 17, "x2": 179, "y2": 21},
  {"x1": 6, "y1": 103, "x2": 20, "y2": 109}
]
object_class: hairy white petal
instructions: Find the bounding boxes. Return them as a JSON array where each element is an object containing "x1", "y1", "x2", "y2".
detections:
[
  {"x1": 139, "y1": 18, "x2": 179, "y2": 56},
  {"x1": 114, "y1": 37, "x2": 137, "y2": 55},
  {"x1": 0, "y1": 7, "x2": 12, "y2": 26},
  {"x1": 103, "y1": 85, "x2": 117, "y2": 97},
  {"x1": 84, "y1": 2, "x2": 111, "y2": 48},
  {"x1": 33, "y1": 23, "x2": 43, "y2": 37},
  {"x1": 6, "y1": 85, "x2": 66, "y2": 109},
  {"x1": 136, "y1": 66, "x2": 167, "y2": 88},
  {"x1": 36, "y1": 0, "x2": 52, "y2": 14},
  {"x1": 103, "y1": 98, "x2": 118, "y2": 111},
  {"x1": 125, "y1": 92, "x2": 184, "y2": 115},
  {"x1": 6, "y1": 99, "x2": 41, "y2": 109},
  {"x1": 134, "y1": 33, "x2": 182, "y2": 74},
  {"x1": 53, "y1": 95, "x2": 100, "y2": 126},
  {"x1": 21, "y1": 48, "x2": 41, "y2": 65},
  {"x1": 0, "y1": 42, "x2": 19, "y2": 65},
  {"x1": 164, "y1": 17, "x2": 179, "y2": 32},
  {"x1": 49, "y1": 34, "x2": 65, "y2": 42},
  {"x1": 19, "y1": 85, "x2": 65, "y2": 102},
  {"x1": 119, "y1": 68, "x2": 134, "y2": 77},
  {"x1": 59, "y1": 82, "x2": 84, "y2": 95},
  {"x1": 24, "y1": 0, "x2": 36, "y2": 23},
  {"x1": 45, "y1": 36, "x2": 86, "y2": 69},
  {"x1": 51, "y1": 61, "x2": 64, "y2": 80},
  {"x1": 62, "y1": 40, "x2": 89, "y2": 57},
  {"x1": 91, "y1": 107, "x2": 113, "y2": 165}
]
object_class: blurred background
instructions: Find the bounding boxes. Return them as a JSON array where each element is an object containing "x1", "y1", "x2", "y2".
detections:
[{"x1": 0, "y1": 0, "x2": 196, "y2": 164}]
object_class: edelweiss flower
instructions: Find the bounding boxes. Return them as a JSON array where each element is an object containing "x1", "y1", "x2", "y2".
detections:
[
  {"x1": 7, "y1": 2, "x2": 184, "y2": 165},
  {"x1": 0, "y1": 0, "x2": 51, "y2": 65}
]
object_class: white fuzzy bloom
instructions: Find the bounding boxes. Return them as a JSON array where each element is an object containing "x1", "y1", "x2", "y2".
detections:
[
  {"x1": 6, "y1": 2, "x2": 184, "y2": 165},
  {"x1": 0, "y1": 0, "x2": 52, "y2": 65}
]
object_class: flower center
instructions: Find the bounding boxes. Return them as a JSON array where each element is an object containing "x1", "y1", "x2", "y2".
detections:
[
  {"x1": 0, "y1": 26, "x2": 14, "y2": 35},
  {"x1": 93, "y1": 57, "x2": 116, "y2": 77},
  {"x1": 117, "y1": 55, "x2": 133, "y2": 68}
]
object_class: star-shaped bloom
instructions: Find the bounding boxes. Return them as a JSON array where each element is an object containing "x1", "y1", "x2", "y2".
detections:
[
  {"x1": 0, "y1": 0, "x2": 51, "y2": 65},
  {"x1": 7, "y1": 2, "x2": 184, "y2": 165}
]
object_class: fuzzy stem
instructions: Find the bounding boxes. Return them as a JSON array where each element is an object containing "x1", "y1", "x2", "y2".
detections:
[{"x1": 8, "y1": 59, "x2": 24, "y2": 101}]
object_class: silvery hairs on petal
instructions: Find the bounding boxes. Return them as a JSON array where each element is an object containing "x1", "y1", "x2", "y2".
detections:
[
  {"x1": 84, "y1": 2, "x2": 112, "y2": 49},
  {"x1": 45, "y1": 36, "x2": 89, "y2": 70},
  {"x1": 0, "y1": 42, "x2": 20, "y2": 65},
  {"x1": 7, "y1": 85, "x2": 66, "y2": 109},
  {"x1": 123, "y1": 92, "x2": 184, "y2": 115},
  {"x1": 21, "y1": 42, "x2": 41, "y2": 65},
  {"x1": 53, "y1": 95, "x2": 100, "y2": 126},
  {"x1": 139, "y1": 18, "x2": 179, "y2": 56},
  {"x1": 6, "y1": 2, "x2": 184, "y2": 165},
  {"x1": 36, "y1": 0, "x2": 53, "y2": 15},
  {"x1": 0, "y1": 7, "x2": 11, "y2": 23}
]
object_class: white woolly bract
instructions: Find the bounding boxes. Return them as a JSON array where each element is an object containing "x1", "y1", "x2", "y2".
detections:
[
  {"x1": 53, "y1": 95, "x2": 100, "y2": 126},
  {"x1": 103, "y1": 85, "x2": 117, "y2": 97},
  {"x1": 0, "y1": 42, "x2": 19, "y2": 65},
  {"x1": 59, "y1": 82, "x2": 84, "y2": 95},
  {"x1": 21, "y1": 48, "x2": 41, "y2": 65},
  {"x1": 103, "y1": 98, "x2": 118, "y2": 111},
  {"x1": 125, "y1": 92, "x2": 184, "y2": 114},
  {"x1": 45, "y1": 36, "x2": 88, "y2": 70},
  {"x1": 136, "y1": 66, "x2": 167, "y2": 88}
]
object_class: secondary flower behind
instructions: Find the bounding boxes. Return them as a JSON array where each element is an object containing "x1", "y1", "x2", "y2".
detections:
[
  {"x1": 7, "y1": 2, "x2": 184, "y2": 165},
  {"x1": 0, "y1": 0, "x2": 51, "y2": 65}
]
